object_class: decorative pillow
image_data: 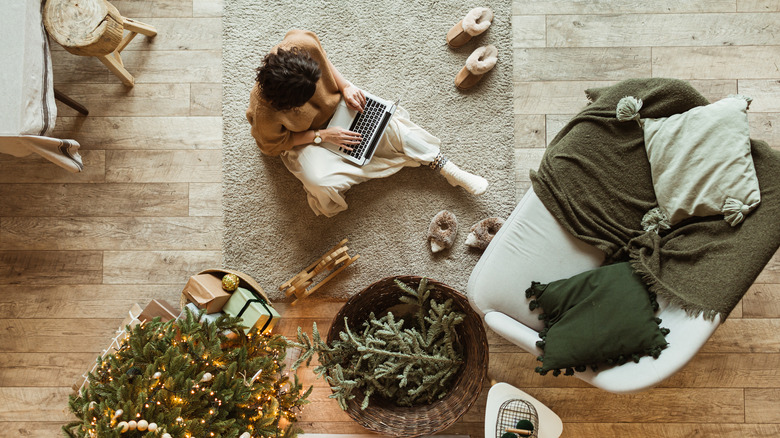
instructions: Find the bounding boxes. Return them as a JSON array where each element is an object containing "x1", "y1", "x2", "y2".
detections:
[
  {"x1": 617, "y1": 95, "x2": 761, "y2": 232},
  {"x1": 526, "y1": 262, "x2": 669, "y2": 376}
]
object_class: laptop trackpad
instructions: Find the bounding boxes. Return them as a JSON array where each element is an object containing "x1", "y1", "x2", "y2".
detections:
[{"x1": 327, "y1": 100, "x2": 358, "y2": 130}]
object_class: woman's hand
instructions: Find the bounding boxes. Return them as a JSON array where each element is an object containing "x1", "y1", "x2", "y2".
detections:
[
  {"x1": 320, "y1": 127, "x2": 362, "y2": 151},
  {"x1": 342, "y1": 84, "x2": 366, "y2": 113}
]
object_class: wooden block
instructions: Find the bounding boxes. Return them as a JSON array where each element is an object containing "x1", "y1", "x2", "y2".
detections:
[
  {"x1": 547, "y1": 13, "x2": 780, "y2": 47},
  {"x1": 737, "y1": 80, "x2": 780, "y2": 112},
  {"x1": 0, "y1": 216, "x2": 222, "y2": 251},
  {"x1": 756, "y1": 249, "x2": 780, "y2": 284},
  {"x1": 52, "y1": 116, "x2": 222, "y2": 150},
  {"x1": 189, "y1": 183, "x2": 223, "y2": 216},
  {"x1": 193, "y1": 0, "x2": 224, "y2": 17},
  {"x1": 746, "y1": 388, "x2": 780, "y2": 422},
  {"x1": 703, "y1": 318, "x2": 780, "y2": 353},
  {"x1": 515, "y1": 148, "x2": 546, "y2": 182},
  {"x1": 0, "y1": 387, "x2": 74, "y2": 422},
  {"x1": 0, "y1": 251, "x2": 102, "y2": 285},
  {"x1": 0, "y1": 284, "x2": 178, "y2": 319},
  {"x1": 514, "y1": 115, "x2": 546, "y2": 148},
  {"x1": 514, "y1": 48, "x2": 651, "y2": 81},
  {"x1": 738, "y1": 0, "x2": 780, "y2": 12},
  {"x1": 0, "y1": 150, "x2": 105, "y2": 183},
  {"x1": 563, "y1": 423, "x2": 780, "y2": 437},
  {"x1": 514, "y1": 81, "x2": 615, "y2": 114},
  {"x1": 106, "y1": 150, "x2": 222, "y2": 183},
  {"x1": 118, "y1": 50, "x2": 222, "y2": 83},
  {"x1": 521, "y1": 387, "x2": 744, "y2": 423},
  {"x1": 110, "y1": 0, "x2": 193, "y2": 18},
  {"x1": 662, "y1": 353, "x2": 780, "y2": 387},
  {"x1": 0, "y1": 183, "x2": 189, "y2": 217},
  {"x1": 54, "y1": 83, "x2": 191, "y2": 117},
  {"x1": 749, "y1": 113, "x2": 780, "y2": 148},
  {"x1": 512, "y1": 0, "x2": 735, "y2": 14},
  {"x1": 652, "y1": 46, "x2": 780, "y2": 79},
  {"x1": 191, "y1": 83, "x2": 222, "y2": 116},
  {"x1": 102, "y1": 250, "x2": 223, "y2": 284},
  {"x1": 742, "y1": 284, "x2": 780, "y2": 318},
  {"x1": 0, "y1": 318, "x2": 122, "y2": 353},
  {"x1": 0, "y1": 352, "x2": 97, "y2": 387},
  {"x1": 115, "y1": 18, "x2": 222, "y2": 50},
  {"x1": 512, "y1": 15, "x2": 546, "y2": 48}
]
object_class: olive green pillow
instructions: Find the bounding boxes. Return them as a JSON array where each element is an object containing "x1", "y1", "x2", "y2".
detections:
[{"x1": 526, "y1": 262, "x2": 669, "y2": 376}]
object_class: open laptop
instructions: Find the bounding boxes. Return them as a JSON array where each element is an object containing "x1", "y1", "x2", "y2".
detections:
[{"x1": 322, "y1": 91, "x2": 398, "y2": 166}]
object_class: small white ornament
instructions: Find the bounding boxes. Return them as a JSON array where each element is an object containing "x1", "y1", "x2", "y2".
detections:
[
  {"x1": 201, "y1": 372, "x2": 213, "y2": 382},
  {"x1": 117, "y1": 421, "x2": 129, "y2": 433},
  {"x1": 137, "y1": 419, "x2": 148, "y2": 431},
  {"x1": 152, "y1": 371, "x2": 162, "y2": 379},
  {"x1": 162, "y1": 434, "x2": 172, "y2": 438},
  {"x1": 127, "y1": 420, "x2": 137, "y2": 431},
  {"x1": 113, "y1": 409, "x2": 123, "y2": 419},
  {"x1": 147, "y1": 423, "x2": 158, "y2": 432},
  {"x1": 240, "y1": 432, "x2": 251, "y2": 438}
]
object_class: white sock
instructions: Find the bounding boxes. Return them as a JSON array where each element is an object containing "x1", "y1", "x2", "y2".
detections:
[{"x1": 440, "y1": 161, "x2": 488, "y2": 196}]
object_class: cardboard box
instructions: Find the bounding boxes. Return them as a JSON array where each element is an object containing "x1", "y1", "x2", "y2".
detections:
[
  {"x1": 223, "y1": 287, "x2": 280, "y2": 334},
  {"x1": 139, "y1": 299, "x2": 178, "y2": 323},
  {"x1": 181, "y1": 273, "x2": 232, "y2": 313}
]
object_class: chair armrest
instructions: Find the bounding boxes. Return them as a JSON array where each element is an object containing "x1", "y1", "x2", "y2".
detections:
[{"x1": 484, "y1": 311, "x2": 544, "y2": 356}]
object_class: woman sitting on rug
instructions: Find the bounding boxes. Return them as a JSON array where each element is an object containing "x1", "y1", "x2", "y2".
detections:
[{"x1": 246, "y1": 29, "x2": 489, "y2": 217}]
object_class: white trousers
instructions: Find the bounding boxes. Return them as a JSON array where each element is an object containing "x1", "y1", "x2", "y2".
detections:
[{"x1": 281, "y1": 107, "x2": 441, "y2": 217}]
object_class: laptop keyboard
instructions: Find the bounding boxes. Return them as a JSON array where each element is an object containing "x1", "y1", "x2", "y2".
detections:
[{"x1": 342, "y1": 97, "x2": 386, "y2": 158}]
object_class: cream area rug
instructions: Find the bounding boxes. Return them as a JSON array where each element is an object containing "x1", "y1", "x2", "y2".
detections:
[{"x1": 223, "y1": 0, "x2": 515, "y2": 300}]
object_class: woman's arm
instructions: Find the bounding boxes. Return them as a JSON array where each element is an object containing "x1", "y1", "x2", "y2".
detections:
[
  {"x1": 290, "y1": 127, "x2": 362, "y2": 150},
  {"x1": 325, "y1": 57, "x2": 367, "y2": 113}
]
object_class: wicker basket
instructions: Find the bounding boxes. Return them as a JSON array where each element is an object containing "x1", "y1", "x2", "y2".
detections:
[{"x1": 326, "y1": 275, "x2": 489, "y2": 437}]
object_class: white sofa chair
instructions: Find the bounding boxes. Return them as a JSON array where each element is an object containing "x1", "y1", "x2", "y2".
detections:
[{"x1": 467, "y1": 187, "x2": 721, "y2": 393}]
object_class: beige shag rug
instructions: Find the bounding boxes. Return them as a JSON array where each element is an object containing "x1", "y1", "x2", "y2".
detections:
[{"x1": 223, "y1": 0, "x2": 515, "y2": 301}]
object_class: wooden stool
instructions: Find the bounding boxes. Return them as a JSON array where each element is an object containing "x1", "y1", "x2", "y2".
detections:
[{"x1": 43, "y1": 0, "x2": 157, "y2": 87}]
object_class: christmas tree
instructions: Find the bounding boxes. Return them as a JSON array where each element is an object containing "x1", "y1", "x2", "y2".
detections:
[{"x1": 64, "y1": 309, "x2": 311, "y2": 438}]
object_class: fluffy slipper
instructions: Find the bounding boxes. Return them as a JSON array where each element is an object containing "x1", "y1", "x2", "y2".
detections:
[
  {"x1": 455, "y1": 45, "x2": 498, "y2": 90},
  {"x1": 446, "y1": 7, "x2": 494, "y2": 48}
]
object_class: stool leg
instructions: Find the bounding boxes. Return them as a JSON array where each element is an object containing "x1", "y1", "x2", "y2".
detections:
[
  {"x1": 123, "y1": 18, "x2": 157, "y2": 38},
  {"x1": 98, "y1": 52, "x2": 135, "y2": 87}
]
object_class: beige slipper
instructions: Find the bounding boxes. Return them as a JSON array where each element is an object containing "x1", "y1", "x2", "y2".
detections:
[
  {"x1": 455, "y1": 45, "x2": 498, "y2": 90},
  {"x1": 446, "y1": 7, "x2": 494, "y2": 48}
]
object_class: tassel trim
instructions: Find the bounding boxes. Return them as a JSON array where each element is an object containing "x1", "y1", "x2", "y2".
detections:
[
  {"x1": 616, "y1": 96, "x2": 644, "y2": 127},
  {"x1": 641, "y1": 207, "x2": 672, "y2": 234},
  {"x1": 722, "y1": 197, "x2": 759, "y2": 227},
  {"x1": 527, "y1": 278, "x2": 671, "y2": 377}
]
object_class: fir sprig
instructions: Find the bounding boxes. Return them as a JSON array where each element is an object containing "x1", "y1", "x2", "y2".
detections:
[{"x1": 291, "y1": 278, "x2": 465, "y2": 410}]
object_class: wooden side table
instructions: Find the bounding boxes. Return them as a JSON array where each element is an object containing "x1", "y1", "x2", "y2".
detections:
[{"x1": 43, "y1": 0, "x2": 157, "y2": 87}]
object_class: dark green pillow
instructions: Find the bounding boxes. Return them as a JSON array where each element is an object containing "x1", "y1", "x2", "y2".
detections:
[{"x1": 526, "y1": 262, "x2": 669, "y2": 376}]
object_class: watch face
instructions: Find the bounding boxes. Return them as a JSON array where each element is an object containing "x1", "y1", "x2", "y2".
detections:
[{"x1": 314, "y1": 137, "x2": 322, "y2": 144}]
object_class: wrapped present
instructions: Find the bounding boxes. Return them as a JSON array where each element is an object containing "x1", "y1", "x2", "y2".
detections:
[
  {"x1": 139, "y1": 299, "x2": 178, "y2": 323},
  {"x1": 181, "y1": 272, "x2": 232, "y2": 313},
  {"x1": 178, "y1": 302, "x2": 224, "y2": 324},
  {"x1": 223, "y1": 287, "x2": 280, "y2": 334}
]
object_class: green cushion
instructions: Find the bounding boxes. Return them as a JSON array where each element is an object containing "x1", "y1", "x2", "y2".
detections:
[{"x1": 526, "y1": 262, "x2": 669, "y2": 376}]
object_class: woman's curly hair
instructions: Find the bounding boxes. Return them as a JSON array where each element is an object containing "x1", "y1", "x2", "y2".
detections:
[{"x1": 255, "y1": 47, "x2": 321, "y2": 111}]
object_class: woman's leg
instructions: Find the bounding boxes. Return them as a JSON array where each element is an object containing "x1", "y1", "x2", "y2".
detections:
[{"x1": 382, "y1": 108, "x2": 489, "y2": 195}]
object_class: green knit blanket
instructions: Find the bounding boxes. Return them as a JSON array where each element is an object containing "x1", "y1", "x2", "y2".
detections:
[{"x1": 531, "y1": 78, "x2": 780, "y2": 320}]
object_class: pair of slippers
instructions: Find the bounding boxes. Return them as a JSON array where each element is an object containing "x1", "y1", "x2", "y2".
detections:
[
  {"x1": 428, "y1": 210, "x2": 505, "y2": 253},
  {"x1": 447, "y1": 7, "x2": 498, "y2": 90}
]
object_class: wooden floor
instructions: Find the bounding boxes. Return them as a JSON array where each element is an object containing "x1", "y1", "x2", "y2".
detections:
[{"x1": 1, "y1": 0, "x2": 779, "y2": 436}]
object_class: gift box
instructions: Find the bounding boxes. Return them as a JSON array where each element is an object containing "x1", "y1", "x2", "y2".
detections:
[
  {"x1": 139, "y1": 299, "x2": 178, "y2": 323},
  {"x1": 223, "y1": 287, "x2": 280, "y2": 334},
  {"x1": 181, "y1": 272, "x2": 232, "y2": 313},
  {"x1": 178, "y1": 302, "x2": 224, "y2": 324}
]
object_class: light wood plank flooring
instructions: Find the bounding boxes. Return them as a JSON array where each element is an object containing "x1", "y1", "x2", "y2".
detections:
[{"x1": 1, "y1": 0, "x2": 779, "y2": 436}]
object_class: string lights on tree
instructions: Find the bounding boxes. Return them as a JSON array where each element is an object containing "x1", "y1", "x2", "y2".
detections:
[{"x1": 64, "y1": 310, "x2": 311, "y2": 438}]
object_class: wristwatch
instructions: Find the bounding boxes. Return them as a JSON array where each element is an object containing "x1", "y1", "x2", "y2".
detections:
[{"x1": 313, "y1": 131, "x2": 322, "y2": 144}]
